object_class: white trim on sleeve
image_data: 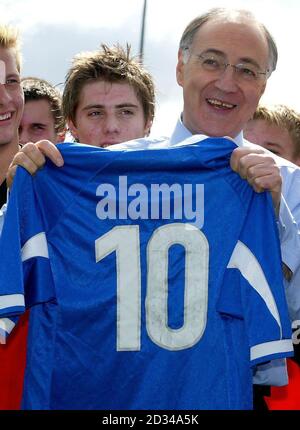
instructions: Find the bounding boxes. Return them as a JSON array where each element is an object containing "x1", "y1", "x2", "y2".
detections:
[
  {"x1": 0, "y1": 317, "x2": 16, "y2": 334},
  {"x1": 21, "y1": 232, "x2": 49, "y2": 262},
  {"x1": 251, "y1": 339, "x2": 293, "y2": 362},
  {"x1": 0, "y1": 294, "x2": 25, "y2": 311},
  {"x1": 227, "y1": 240, "x2": 282, "y2": 336}
]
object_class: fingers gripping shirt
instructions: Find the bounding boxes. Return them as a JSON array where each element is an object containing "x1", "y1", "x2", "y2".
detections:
[{"x1": 0, "y1": 139, "x2": 293, "y2": 410}]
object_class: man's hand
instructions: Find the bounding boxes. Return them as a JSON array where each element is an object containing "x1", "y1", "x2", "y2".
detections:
[
  {"x1": 230, "y1": 147, "x2": 282, "y2": 215},
  {"x1": 6, "y1": 140, "x2": 64, "y2": 188}
]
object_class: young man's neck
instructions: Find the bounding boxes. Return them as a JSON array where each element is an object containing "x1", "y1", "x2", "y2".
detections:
[{"x1": 0, "y1": 139, "x2": 19, "y2": 185}]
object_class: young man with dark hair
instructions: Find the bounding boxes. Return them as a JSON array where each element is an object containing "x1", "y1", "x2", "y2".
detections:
[
  {"x1": 19, "y1": 77, "x2": 65, "y2": 145},
  {"x1": 7, "y1": 44, "x2": 155, "y2": 177},
  {"x1": 63, "y1": 44, "x2": 154, "y2": 147}
]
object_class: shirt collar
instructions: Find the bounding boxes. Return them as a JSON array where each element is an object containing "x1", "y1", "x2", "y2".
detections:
[{"x1": 169, "y1": 115, "x2": 244, "y2": 147}]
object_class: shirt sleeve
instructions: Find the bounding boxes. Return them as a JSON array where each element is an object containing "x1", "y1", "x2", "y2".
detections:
[
  {"x1": 278, "y1": 166, "x2": 300, "y2": 275},
  {"x1": 227, "y1": 192, "x2": 294, "y2": 367},
  {"x1": 285, "y1": 268, "x2": 300, "y2": 322},
  {"x1": 253, "y1": 359, "x2": 288, "y2": 386},
  {"x1": 253, "y1": 268, "x2": 300, "y2": 386},
  {"x1": 0, "y1": 168, "x2": 56, "y2": 342}
]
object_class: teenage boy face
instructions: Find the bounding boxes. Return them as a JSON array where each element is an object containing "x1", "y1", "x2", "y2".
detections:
[
  {"x1": 244, "y1": 119, "x2": 300, "y2": 165},
  {"x1": 68, "y1": 80, "x2": 152, "y2": 147},
  {"x1": 19, "y1": 99, "x2": 59, "y2": 145}
]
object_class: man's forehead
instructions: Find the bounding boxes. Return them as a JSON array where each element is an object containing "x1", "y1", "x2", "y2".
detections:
[
  {"x1": 191, "y1": 19, "x2": 269, "y2": 68},
  {"x1": 81, "y1": 80, "x2": 141, "y2": 104},
  {"x1": 0, "y1": 60, "x2": 5, "y2": 85},
  {"x1": 23, "y1": 98, "x2": 54, "y2": 120},
  {"x1": 193, "y1": 18, "x2": 267, "y2": 48}
]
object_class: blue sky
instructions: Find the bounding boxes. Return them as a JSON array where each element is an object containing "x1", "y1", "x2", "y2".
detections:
[{"x1": 1, "y1": 0, "x2": 299, "y2": 136}]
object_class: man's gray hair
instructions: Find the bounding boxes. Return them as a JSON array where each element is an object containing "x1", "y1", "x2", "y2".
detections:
[{"x1": 179, "y1": 8, "x2": 278, "y2": 74}]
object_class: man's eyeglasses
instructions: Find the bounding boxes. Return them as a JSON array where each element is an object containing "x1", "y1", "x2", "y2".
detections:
[{"x1": 186, "y1": 50, "x2": 269, "y2": 82}]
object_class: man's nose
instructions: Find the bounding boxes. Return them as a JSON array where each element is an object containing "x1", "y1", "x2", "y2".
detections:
[
  {"x1": 103, "y1": 115, "x2": 119, "y2": 133},
  {"x1": 214, "y1": 65, "x2": 239, "y2": 92}
]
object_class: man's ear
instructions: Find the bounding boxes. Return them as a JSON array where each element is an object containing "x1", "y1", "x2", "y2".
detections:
[
  {"x1": 144, "y1": 119, "x2": 153, "y2": 137},
  {"x1": 56, "y1": 127, "x2": 67, "y2": 143},
  {"x1": 68, "y1": 119, "x2": 79, "y2": 141},
  {"x1": 176, "y1": 49, "x2": 185, "y2": 87}
]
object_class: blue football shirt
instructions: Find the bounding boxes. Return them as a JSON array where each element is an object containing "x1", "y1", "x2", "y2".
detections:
[{"x1": 0, "y1": 138, "x2": 293, "y2": 409}]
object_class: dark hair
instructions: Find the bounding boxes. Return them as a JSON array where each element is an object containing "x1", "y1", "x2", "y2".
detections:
[{"x1": 21, "y1": 77, "x2": 64, "y2": 133}]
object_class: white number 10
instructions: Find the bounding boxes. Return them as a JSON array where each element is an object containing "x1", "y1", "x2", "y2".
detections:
[{"x1": 95, "y1": 223, "x2": 209, "y2": 351}]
